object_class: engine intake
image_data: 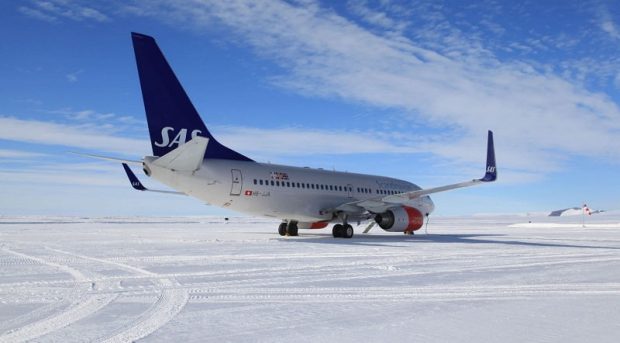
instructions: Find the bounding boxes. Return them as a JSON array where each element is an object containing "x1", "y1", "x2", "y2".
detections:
[{"x1": 375, "y1": 206, "x2": 424, "y2": 232}]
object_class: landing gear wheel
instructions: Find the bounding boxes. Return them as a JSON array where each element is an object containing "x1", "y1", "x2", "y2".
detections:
[
  {"x1": 332, "y1": 224, "x2": 343, "y2": 238},
  {"x1": 343, "y1": 224, "x2": 354, "y2": 239},
  {"x1": 278, "y1": 223, "x2": 287, "y2": 236},
  {"x1": 287, "y1": 222, "x2": 299, "y2": 236},
  {"x1": 404, "y1": 230, "x2": 414, "y2": 235}
]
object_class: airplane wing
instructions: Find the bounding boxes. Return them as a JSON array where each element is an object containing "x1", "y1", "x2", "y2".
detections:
[
  {"x1": 71, "y1": 152, "x2": 143, "y2": 165},
  {"x1": 122, "y1": 163, "x2": 186, "y2": 195},
  {"x1": 335, "y1": 130, "x2": 497, "y2": 214}
]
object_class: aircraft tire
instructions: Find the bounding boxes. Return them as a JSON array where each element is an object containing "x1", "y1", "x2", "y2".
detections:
[
  {"x1": 287, "y1": 222, "x2": 299, "y2": 236},
  {"x1": 278, "y1": 223, "x2": 287, "y2": 236},
  {"x1": 332, "y1": 224, "x2": 343, "y2": 238},
  {"x1": 343, "y1": 224, "x2": 354, "y2": 238}
]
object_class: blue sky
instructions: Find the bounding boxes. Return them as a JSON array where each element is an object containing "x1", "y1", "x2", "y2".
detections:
[{"x1": 1, "y1": 0, "x2": 619, "y2": 216}]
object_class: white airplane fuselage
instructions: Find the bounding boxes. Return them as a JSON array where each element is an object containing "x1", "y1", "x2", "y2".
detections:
[{"x1": 144, "y1": 157, "x2": 435, "y2": 223}]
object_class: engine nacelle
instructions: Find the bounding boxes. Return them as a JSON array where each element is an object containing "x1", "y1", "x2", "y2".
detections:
[{"x1": 375, "y1": 206, "x2": 424, "y2": 232}]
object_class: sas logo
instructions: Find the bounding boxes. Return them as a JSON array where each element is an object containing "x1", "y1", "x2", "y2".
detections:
[
  {"x1": 486, "y1": 166, "x2": 496, "y2": 173},
  {"x1": 154, "y1": 127, "x2": 203, "y2": 148}
]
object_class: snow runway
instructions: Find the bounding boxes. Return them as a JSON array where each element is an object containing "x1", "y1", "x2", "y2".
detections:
[{"x1": 1, "y1": 215, "x2": 619, "y2": 342}]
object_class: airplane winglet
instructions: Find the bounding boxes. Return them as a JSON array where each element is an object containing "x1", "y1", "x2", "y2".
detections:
[
  {"x1": 121, "y1": 163, "x2": 186, "y2": 195},
  {"x1": 479, "y1": 130, "x2": 497, "y2": 182},
  {"x1": 122, "y1": 163, "x2": 147, "y2": 190}
]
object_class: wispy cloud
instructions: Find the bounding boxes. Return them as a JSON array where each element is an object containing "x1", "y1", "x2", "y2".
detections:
[
  {"x1": 216, "y1": 126, "x2": 420, "y2": 156},
  {"x1": 18, "y1": 5, "x2": 58, "y2": 23},
  {"x1": 65, "y1": 69, "x2": 83, "y2": 83},
  {"x1": 598, "y1": 5, "x2": 620, "y2": 40},
  {"x1": 19, "y1": 0, "x2": 109, "y2": 23},
  {"x1": 0, "y1": 162, "x2": 125, "y2": 187},
  {"x1": 0, "y1": 116, "x2": 148, "y2": 156},
  {"x1": 124, "y1": 0, "x2": 620, "y2": 177},
  {"x1": 0, "y1": 149, "x2": 46, "y2": 159},
  {"x1": 14, "y1": 1, "x2": 620, "y2": 183},
  {"x1": 0, "y1": 116, "x2": 421, "y2": 159}
]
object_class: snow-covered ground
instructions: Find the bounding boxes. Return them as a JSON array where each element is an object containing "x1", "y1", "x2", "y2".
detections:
[{"x1": 1, "y1": 213, "x2": 619, "y2": 342}]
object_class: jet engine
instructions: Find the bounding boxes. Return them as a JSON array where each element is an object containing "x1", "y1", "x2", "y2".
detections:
[{"x1": 374, "y1": 206, "x2": 424, "y2": 232}]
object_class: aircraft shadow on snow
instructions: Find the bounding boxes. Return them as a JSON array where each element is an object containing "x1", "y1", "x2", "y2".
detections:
[{"x1": 282, "y1": 232, "x2": 620, "y2": 250}]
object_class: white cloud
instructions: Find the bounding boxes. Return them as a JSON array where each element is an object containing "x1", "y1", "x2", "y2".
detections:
[
  {"x1": 598, "y1": 6, "x2": 620, "y2": 40},
  {"x1": 0, "y1": 116, "x2": 148, "y2": 156},
  {"x1": 19, "y1": 0, "x2": 109, "y2": 23},
  {"x1": 18, "y1": 6, "x2": 58, "y2": 23},
  {"x1": 601, "y1": 20, "x2": 620, "y2": 39},
  {"x1": 347, "y1": 1, "x2": 408, "y2": 33},
  {"x1": 65, "y1": 69, "x2": 83, "y2": 83},
  {"x1": 0, "y1": 116, "x2": 422, "y2": 158},
  {"x1": 0, "y1": 149, "x2": 46, "y2": 158},
  {"x1": 216, "y1": 126, "x2": 420, "y2": 156},
  {"x1": 126, "y1": 0, "x2": 620, "y2": 176}
]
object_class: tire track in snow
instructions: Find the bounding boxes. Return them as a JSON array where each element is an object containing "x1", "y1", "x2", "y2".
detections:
[
  {"x1": 0, "y1": 301, "x2": 68, "y2": 333},
  {"x1": 47, "y1": 248, "x2": 189, "y2": 342},
  {"x1": 185, "y1": 283, "x2": 620, "y2": 303},
  {"x1": 101, "y1": 281, "x2": 188, "y2": 343},
  {"x1": 4, "y1": 252, "x2": 620, "y2": 304},
  {"x1": 0, "y1": 248, "x2": 118, "y2": 342},
  {"x1": 0, "y1": 294, "x2": 117, "y2": 342}
]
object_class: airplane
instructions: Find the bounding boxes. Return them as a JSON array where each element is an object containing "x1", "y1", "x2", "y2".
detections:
[{"x1": 84, "y1": 32, "x2": 497, "y2": 239}]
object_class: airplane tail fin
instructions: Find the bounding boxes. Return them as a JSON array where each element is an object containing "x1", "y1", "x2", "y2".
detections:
[{"x1": 131, "y1": 32, "x2": 253, "y2": 162}]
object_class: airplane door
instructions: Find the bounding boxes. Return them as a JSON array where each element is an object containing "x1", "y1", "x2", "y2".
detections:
[
  {"x1": 347, "y1": 184, "x2": 353, "y2": 198},
  {"x1": 230, "y1": 169, "x2": 242, "y2": 196}
]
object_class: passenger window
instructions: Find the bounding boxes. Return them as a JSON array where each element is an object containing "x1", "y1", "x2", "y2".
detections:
[
  {"x1": 270, "y1": 180, "x2": 274, "y2": 186},
  {"x1": 259, "y1": 180, "x2": 263, "y2": 185},
  {"x1": 287, "y1": 182, "x2": 290, "y2": 187}
]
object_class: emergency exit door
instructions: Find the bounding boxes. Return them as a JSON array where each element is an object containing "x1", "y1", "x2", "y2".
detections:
[{"x1": 230, "y1": 169, "x2": 242, "y2": 196}]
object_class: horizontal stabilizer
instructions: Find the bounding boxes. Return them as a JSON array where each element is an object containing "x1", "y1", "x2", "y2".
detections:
[{"x1": 152, "y1": 136, "x2": 209, "y2": 172}]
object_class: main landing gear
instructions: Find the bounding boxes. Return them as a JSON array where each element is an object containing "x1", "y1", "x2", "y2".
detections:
[
  {"x1": 332, "y1": 223, "x2": 354, "y2": 238},
  {"x1": 278, "y1": 222, "x2": 298, "y2": 236}
]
